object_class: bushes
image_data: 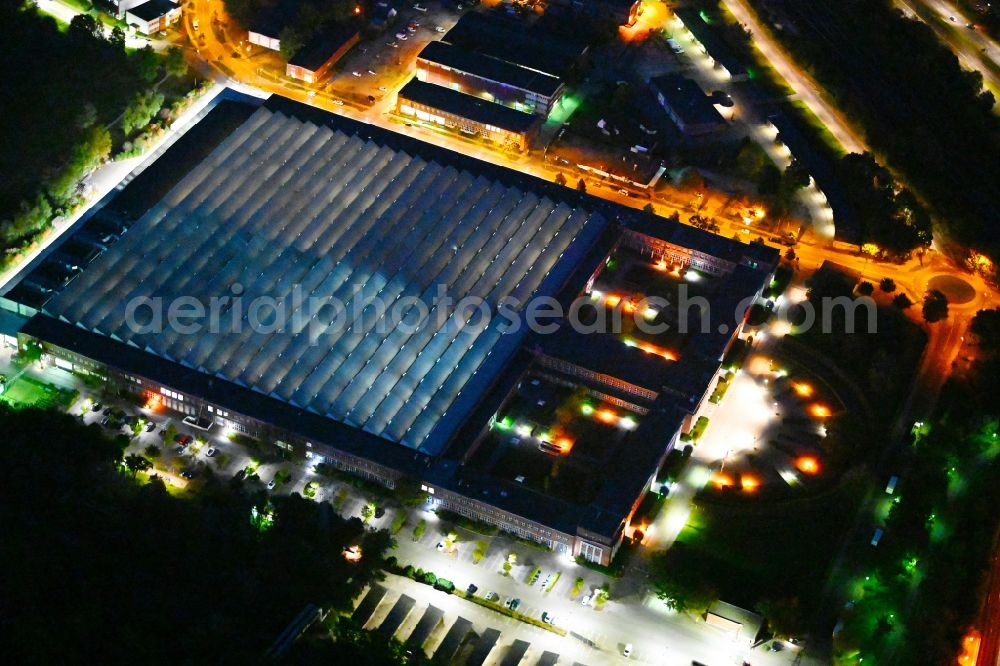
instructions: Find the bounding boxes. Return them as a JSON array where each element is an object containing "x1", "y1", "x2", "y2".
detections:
[
  {"x1": 681, "y1": 416, "x2": 710, "y2": 444},
  {"x1": 571, "y1": 576, "x2": 586, "y2": 597},
  {"x1": 472, "y1": 540, "x2": 488, "y2": 564},
  {"x1": 412, "y1": 519, "x2": 426, "y2": 540},
  {"x1": 390, "y1": 512, "x2": 407, "y2": 535},
  {"x1": 436, "y1": 509, "x2": 499, "y2": 536}
]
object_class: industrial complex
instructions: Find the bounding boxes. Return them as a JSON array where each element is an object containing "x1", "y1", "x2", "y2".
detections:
[{"x1": 1, "y1": 95, "x2": 777, "y2": 565}]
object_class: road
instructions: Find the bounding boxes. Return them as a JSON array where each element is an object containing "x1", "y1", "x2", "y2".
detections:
[
  {"x1": 716, "y1": 0, "x2": 867, "y2": 154},
  {"x1": 978, "y1": 529, "x2": 1000, "y2": 666},
  {"x1": 895, "y1": 0, "x2": 1000, "y2": 107}
]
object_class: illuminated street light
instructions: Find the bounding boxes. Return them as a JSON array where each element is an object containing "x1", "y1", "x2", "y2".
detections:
[{"x1": 343, "y1": 545, "x2": 362, "y2": 563}]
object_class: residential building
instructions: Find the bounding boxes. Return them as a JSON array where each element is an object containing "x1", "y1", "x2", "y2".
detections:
[
  {"x1": 649, "y1": 73, "x2": 728, "y2": 136},
  {"x1": 125, "y1": 0, "x2": 181, "y2": 35}
]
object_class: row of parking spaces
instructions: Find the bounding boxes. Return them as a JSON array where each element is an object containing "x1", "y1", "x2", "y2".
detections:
[{"x1": 352, "y1": 584, "x2": 575, "y2": 666}]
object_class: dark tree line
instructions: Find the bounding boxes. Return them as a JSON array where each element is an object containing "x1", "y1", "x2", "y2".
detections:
[
  {"x1": 0, "y1": 407, "x2": 393, "y2": 663},
  {"x1": 0, "y1": 4, "x2": 179, "y2": 258}
]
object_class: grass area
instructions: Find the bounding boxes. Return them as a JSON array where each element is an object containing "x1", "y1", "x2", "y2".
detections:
[
  {"x1": 545, "y1": 571, "x2": 561, "y2": 593},
  {"x1": 676, "y1": 473, "x2": 867, "y2": 614},
  {"x1": 0, "y1": 376, "x2": 77, "y2": 409},
  {"x1": 457, "y1": 591, "x2": 567, "y2": 636}
]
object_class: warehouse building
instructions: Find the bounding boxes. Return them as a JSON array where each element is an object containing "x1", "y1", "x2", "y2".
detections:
[
  {"x1": 3, "y1": 94, "x2": 777, "y2": 564},
  {"x1": 397, "y1": 79, "x2": 541, "y2": 151},
  {"x1": 285, "y1": 26, "x2": 360, "y2": 83},
  {"x1": 415, "y1": 41, "x2": 565, "y2": 117},
  {"x1": 125, "y1": 0, "x2": 181, "y2": 35}
]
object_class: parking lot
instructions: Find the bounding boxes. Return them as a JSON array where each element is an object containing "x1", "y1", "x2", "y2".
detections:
[{"x1": 325, "y1": 1, "x2": 467, "y2": 107}]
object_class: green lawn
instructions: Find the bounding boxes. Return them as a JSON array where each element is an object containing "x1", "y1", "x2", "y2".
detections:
[
  {"x1": 0, "y1": 376, "x2": 77, "y2": 409},
  {"x1": 675, "y1": 472, "x2": 868, "y2": 615}
]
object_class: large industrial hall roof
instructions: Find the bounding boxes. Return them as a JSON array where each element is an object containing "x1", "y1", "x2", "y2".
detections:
[{"x1": 41, "y1": 103, "x2": 608, "y2": 454}]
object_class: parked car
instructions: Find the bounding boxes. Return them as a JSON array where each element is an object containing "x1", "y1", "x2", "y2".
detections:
[
  {"x1": 205, "y1": 447, "x2": 217, "y2": 457},
  {"x1": 145, "y1": 421, "x2": 156, "y2": 432},
  {"x1": 396, "y1": 32, "x2": 408, "y2": 40},
  {"x1": 267, "y1": 479, "x2": 277, "y2": 490},
  {"x1": 413, "y1": 3, "x2": 427, "y2": 11},
  {"x1": 509, "y1": 598, "x2": 520, "y2": 611},
  {"x1": 485, "y1": 591, "x2": 499, "y2": 602},
  {"x1": 91, "y1": 402, "x2": 103, "y2": 412},
  {"x1": 374, "y1": 507, "x2": 385, "y2": 518},
  {"x1": 234, "y1": 468, "x2": 246, "y2": 481},
  {"x1": 436, "y1": 541, "x2": 445, "y2": 552},
  {"x1": 541, "y1": 611, "x2": 555, "y2": 624},
  {"x1": 102, "y1": 407, "x2": 114, "y2": 416},
  {"x1": 435, "y1": 25, "x2": 446, "y2": 32},
  {"x1": 332, "y1": 99, "x2": 344, "y2": 105},
  {"x1": 467, "y1": 583, "x2": 478, "y2": 595},
  {"x1": 623, "y1": 643, "x2": 633, "y2": 657},
  {"x1": 581, "y1": 593, "x2": 593, "y2": 606}
]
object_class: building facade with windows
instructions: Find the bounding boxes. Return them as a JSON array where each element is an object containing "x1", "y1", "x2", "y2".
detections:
[
  {"x1": 396, "y1": 79, "x2": 541, "y2": 151},
  {"x1": 415, "y1": 42, "x2": 565, "y2": 117},
  {"x1": 125, "y1": 0, "x2": 181, "y2": 35},
  {"x1": 3, "y1": 94, "x2": 778, "y2": 568}
]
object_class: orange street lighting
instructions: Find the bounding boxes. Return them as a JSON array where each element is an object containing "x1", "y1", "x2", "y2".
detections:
[
  {"x1": 792, "y1": 382, "x2": 814, "y2": 397},
  {"x1": 597, "y1": 409, "x2": 618, "y2": 425},
  {"x1": 741, "y1": 475, "x2": 760, "y2": 492},
  {"x1": 810, "y1": 403, "x2": 832, "y2": 418},
  {"x1": 556, "y1": 437, "x2": 574, "y2": 453},
  {"x1": 655, "y1": 259, "x2": 668, "y2": 271},
  {"x1": 605, "y1": 294, "x2": 622, "y2": 308},
  {"x1": 343, "y1": 545, "x2": 362, "y2": 562},
  {"x1": 145, "y1": 393, "x2": 162, "y2": 411},
  {"x1": 711, "y1": 471, "x2": 734, "y2": 488},
  {"x1": 795, "y1": 456, "x2": 821, "y2": 475}
]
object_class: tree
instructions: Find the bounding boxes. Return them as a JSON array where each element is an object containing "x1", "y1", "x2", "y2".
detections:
[
  {"x1": 472, "y1": 540, "x2": 488, "y2": 564},
  {"x1": 361, "y1": 502, "x2": 376, "y2": 522},
  {"x1": 879, "y1": 278, "x2": 896, "y2": 293},
  {"x1": 649, "y1": 544, "x2": 718, "y2": 614},
  {"x1": 130, "y1": 45, "x2": 161, "y2": 84},
  {"x1": 893, "y1": 293, "x2": 913, "y2": 310},
  {"x1": 971, "y1": 309, "x2": 1000, "y2": 353},
  {"x1": 109, "y1": 25, "x2": 126, "y2": 50},
  {"x1": 757, "y1": 163, "x2": 782, "y2": 196},
  {"x1": 757, "y1": 597, "x2": 805, "y2": 639},
  {"x1": 121, "y1": 90, "x2": 165, "y2": 136},
  {"x1": 123, "y1": 454, "x2": 152, "y2": 477},
  {"x1": 164, "y1": 47, "x2": 187, "y2": 78},
  {"x1": 75, "y1": 102, "x2": 97, "y2": 130},
  {"x1": 576, "y1": 178, "x2": 587, "y2": 193},
  {"x1": 144, "y1": 444, "x2": 160, "y2": 458},
  {"x1": 642, "y1": 202, "x2": 655, "y2": 215},
  {"x1": 393, "y1": 475, "x2": 426, "y2": 507},
  {"x1": 782, "y1": 159, "x2": 811, "y2": 192},
  {"x1": 412, "y1": 519, "x2": 426, "y2": 540},
  {"x1": 922, "y1": 289, "x2": 949, "y2": 323},
  {"x1": 858, "y1": 281, "x2": 875, "y2": 296},
  {"x1": 68, "y1": 14, "x2": 103, "y2": 42},
  {"x1": 554, "y1": 172, "x2": 567, "y2": 187},
  {"x1": 279, "y1": 26, "x2": 304, "y2": 60}
]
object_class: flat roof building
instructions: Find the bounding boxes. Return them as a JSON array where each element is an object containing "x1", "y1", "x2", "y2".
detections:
[
  {"x1": 125, "y1": 0, "x2": 181, "y2": 35},
  {"x1": 416, "y1": 41, "x2": 565, "y2": 117},
  {"x1": 649, "y1": 74, "x2": 728, "y2": 136},
  {"x1": 5, "y1": 92, "x2": 777, "y2": 566},
  {"x1": 286, "y1": 26, "x2": 360, "y2": 83},
  {"x1": 397, "y1": 78, "x2": 541, "y2": 151},
  {"x1": 443, "y1": 12, "x2": 590, "y2": 80}
]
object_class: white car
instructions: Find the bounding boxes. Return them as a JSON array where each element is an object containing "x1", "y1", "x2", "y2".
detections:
[
  {"x1": 332, "y1": 99, "x2": 344, "y2": 106},
  {"x1": 351, "y1": 71, "x2": 362, "y2": 77},
  {"x1": 623, "y1": 643, "x2": 633, "y2": 658},
  {"x1": 378, "y1": 86, "x2": 388, "y2": 92},
  {"x1": 414, "y1": 3, "x2": 428, "y2": 11},
  {"x1": 581, "y1": 593, "x2": 592, "y2": 606},
  {"x1": 396, "y1": 32, "x2": 408, "y2": 40},
  {"x1": 436, "y1": 542, "x2": 445, "y2": 551},
  {"x1": 435, "y1": 25, "x2": 446, "y2": 33},
  {"x1": 205, "y1": 447, "x2": 217, "y2": 457}
]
